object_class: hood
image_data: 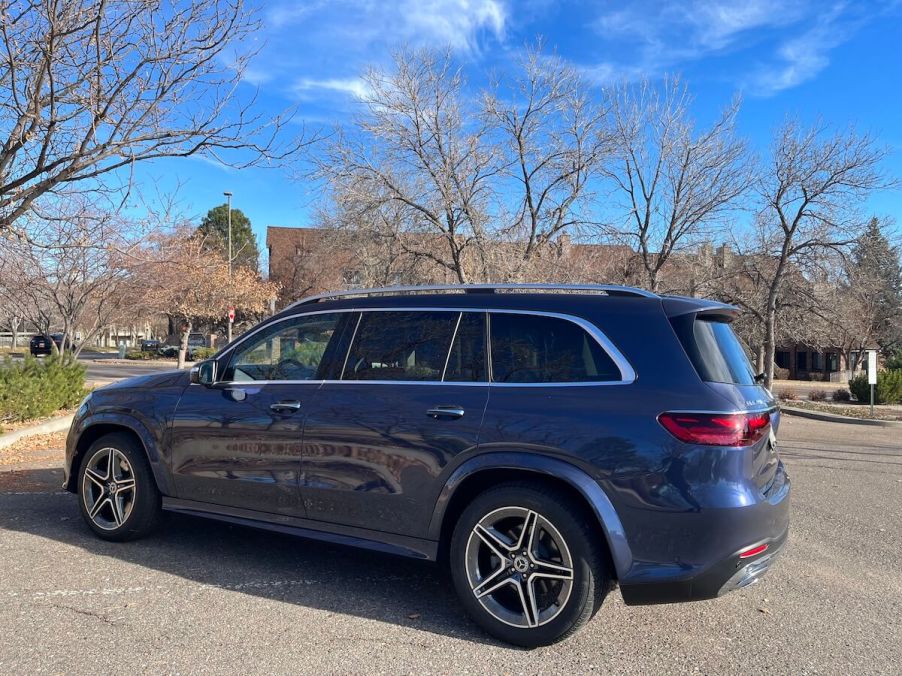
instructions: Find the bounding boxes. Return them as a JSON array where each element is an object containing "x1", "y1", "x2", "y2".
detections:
[{"x1": 94, "y1": 369, "x2": 191, "y2": 392}]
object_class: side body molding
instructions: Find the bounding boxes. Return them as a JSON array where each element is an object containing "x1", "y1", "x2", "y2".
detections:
[
  {"x1": 76, "y1": 413, "x2": 174, "y2": 496},
  {"x1": 429, "y1": 452, "x2": 633, "y2": 578}
]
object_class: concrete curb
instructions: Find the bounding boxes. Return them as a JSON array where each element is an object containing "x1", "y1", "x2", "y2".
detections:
[
  {"x1": 0, "y1": 415, "x2": 74, "y2": 450},
  {"x1": 780, "y1": 405, "x2": 902, "y2": 428}
]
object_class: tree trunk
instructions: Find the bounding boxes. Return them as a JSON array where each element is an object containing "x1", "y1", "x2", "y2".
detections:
[
  {"x1": 763, "y1": 308, "x2": 776, "y2": 388},
  {"x1": 177, "y1": 320, "x2": 192, "y2": 370},
  {"x1": 763, "y1": 232, "x2": 793, "y2": 389},
  {"x1": 645, "y1": 266, "x2": 659, "y2": 293}
]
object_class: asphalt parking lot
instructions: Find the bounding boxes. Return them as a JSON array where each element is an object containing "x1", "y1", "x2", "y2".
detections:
[{"x1": 1, "y1": 416, "x2": 900, "y2": 674}]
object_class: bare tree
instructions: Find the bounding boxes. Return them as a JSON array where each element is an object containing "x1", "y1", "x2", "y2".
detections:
[
  {"x1": 0, "y1": 200, "x2": 140, "y2": 355},
  {"x1": 140, "y1": 228, "x2": 278, "y2": 368},
  {"x1": 756, "y1": 120, "x2": 892, "y2": 386},
  {"x1": 314, "y1": 48, "x2": 497, "y2": 284},
  {"x1": 0, "y1": 0, "x2": 301, "y2": 235},
  {"x1": 713, "y1": 238, "x2": 834, "y2": 376},
  {"x1": 602, "y1": 78, "x2": 750, "y2": 292},
  {"x1": 484, "y1": 46, "x2": 610, "y2": 273}
]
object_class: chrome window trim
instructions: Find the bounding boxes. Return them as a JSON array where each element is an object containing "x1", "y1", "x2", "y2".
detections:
[
  {"x1": 212, "y1": 307, "x2": 636, "y2": 387},
  {"x1": 440, "y1": 312, "x2": 464, "y2": 381},
  {"x1": 340, "y1": 312, "x2": 363, "y2": 380}
]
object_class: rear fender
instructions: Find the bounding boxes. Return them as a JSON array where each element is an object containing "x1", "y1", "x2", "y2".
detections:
[{"x1": 429, "y1": 452, "x2": 633, "y2": 578}]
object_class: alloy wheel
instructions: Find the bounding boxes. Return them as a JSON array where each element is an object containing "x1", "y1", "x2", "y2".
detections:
[
  {"x1": 81, "y1": 447, "x2": 137, "y2": 531},
  {"x1": 464, "y1": 506, "x2": 574, "y2": 628}
]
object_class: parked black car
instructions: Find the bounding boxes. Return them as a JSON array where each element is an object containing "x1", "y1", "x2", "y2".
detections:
[
  {"x1": 29, "y1": 334, "x2": 53, "y2": 356},
  {"x1": 159, "y1": 333, "x2": 206, "y2": 359},
  {"x1": 64, "y1": 284, "x2": 790, "y2": 647},
  {"x1": 140, "y1": 339, "x2": 161, "y2": 352},
  {"x1": 49, "y1": 333, "x2": 76, "y2": 352}
]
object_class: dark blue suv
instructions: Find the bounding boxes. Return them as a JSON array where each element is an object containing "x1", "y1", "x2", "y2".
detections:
[{"x1": 64, "y1": 284, "x2": 790, "y2": 647}]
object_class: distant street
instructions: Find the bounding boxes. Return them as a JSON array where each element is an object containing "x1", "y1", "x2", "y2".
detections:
[
  {"x1": 77, "y1": 352, "x2": 183, "y2": 385},
  {"x1": 4, "y1": 351, "x2": 184, "y2": 385}
]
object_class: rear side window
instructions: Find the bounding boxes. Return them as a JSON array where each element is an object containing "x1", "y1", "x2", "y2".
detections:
[
  {"x1": 343, "y1": 311, "x2": 458, "y2": 381},
  {"x1": 489, "y1": 313, "x2": 621, "y2": 383},
  {"x1": 679, "y1": 317, "x2": 756, "y2": 385},
  {"x1": 445, "y1": 312, "x2": 486, "y2": 382}
]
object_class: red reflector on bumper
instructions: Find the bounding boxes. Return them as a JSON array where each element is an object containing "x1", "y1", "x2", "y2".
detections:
[{"x1": 739, "y1": 543, "x2": 769, "y2": 559}]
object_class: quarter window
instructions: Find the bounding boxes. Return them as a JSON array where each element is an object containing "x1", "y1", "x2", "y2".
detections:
[
  {"x1": 343, "y1": 311, "x2": 459, "y2": 382},
  {"x1": 224, "y1": 313, "x2": 341, "y2": 381},
  {"x1": 489, "y1": 313, "x2": 621, "y2": 383}
]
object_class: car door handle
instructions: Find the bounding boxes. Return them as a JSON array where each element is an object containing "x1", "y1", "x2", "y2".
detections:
[
  {"x1": 427, "y1": 406, "x2": 465, "y2": 420},
  {"x1": 270, "y1": 400, "x2": 302, "y2": 413}
]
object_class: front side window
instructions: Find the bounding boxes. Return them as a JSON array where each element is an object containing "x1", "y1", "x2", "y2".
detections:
[
  {"x1": 343, "y1": 311, "x2": 459, "y2": 381},
  {"x1": 489, "y1": 313, "x2": 621, "y2": 383},
  {"x1": 224, "y1": 313, "x2": 341, "y2": 381}
]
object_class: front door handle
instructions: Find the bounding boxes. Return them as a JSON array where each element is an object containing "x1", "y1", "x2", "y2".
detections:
[
  {"x1": 427, "y1": 405, "x2": 465, "y2": 420},
  {"x1": 270, "y1": 400, "x2": 302, "y2": 413}
]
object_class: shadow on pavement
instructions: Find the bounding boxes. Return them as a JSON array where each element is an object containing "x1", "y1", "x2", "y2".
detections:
[{"x1": 0, "y1": 467, "x2": 504, "y2": 647}]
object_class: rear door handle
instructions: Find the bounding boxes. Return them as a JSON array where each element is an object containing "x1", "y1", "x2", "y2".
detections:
[
  {"x1": 270, "y1": 400, "x2": 302, "y2": 413},
  {"x1": 427, "y1": 405, "x2": 465, "y2": 420}
]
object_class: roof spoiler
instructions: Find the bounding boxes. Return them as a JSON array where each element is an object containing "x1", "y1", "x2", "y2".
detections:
[{"x1": 661, "y1": 295, "x2": 739, "y2": 321}]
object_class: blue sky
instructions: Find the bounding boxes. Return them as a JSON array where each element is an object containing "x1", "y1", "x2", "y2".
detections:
[{"x1": 136, "y1": 0, "x2": 902, "y2": 264}]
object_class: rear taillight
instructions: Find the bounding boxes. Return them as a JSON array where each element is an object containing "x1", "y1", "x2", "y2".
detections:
[{"x1": 658, "y1": 411, "x2": 771, "y2": 446}]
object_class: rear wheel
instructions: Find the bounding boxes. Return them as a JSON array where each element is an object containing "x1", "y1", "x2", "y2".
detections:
[
  {"x1": 450, "y1": 482, "x2": 609, "y2": 647},
  {"x1": 77, "y1": 433, "x2": 161, "y2": 541}
]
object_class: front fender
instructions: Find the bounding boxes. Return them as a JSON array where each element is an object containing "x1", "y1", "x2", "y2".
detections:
[
  {"x1": 68, "y1": 412, "x2": 174, "y2": 496},
  {"x1": 427, "y1": 452, "x2": 633, "y2": 578}
]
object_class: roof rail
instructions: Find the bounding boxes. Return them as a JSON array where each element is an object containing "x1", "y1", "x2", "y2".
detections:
[{"x1": 286, "y1": 283, "x2": 658, "y2": 309}]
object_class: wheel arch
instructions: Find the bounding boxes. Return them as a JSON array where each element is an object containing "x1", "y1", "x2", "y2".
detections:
[
  {"x1": 430, "y1": 453, "x2": 632, "y2": 579},
  {"x1": 67, "y1": 417, "x2": 172, "y2": 495}
]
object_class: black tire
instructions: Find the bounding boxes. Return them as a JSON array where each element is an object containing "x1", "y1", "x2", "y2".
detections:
[
  {"x1": 449, "y1": 482, "x2": 609, "y2": 648},
  {"x1": 77, "y1": 432, "x2": 162, "y2": 541}
]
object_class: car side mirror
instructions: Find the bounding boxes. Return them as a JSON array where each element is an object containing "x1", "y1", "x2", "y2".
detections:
[{"x1": 190, "y1": 360, "x2": 217, "y2": 385}]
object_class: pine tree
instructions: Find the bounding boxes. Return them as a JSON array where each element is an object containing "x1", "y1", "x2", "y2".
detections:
[
  {"x1": 847, "y1": 217, "x2": 902, "y2": 352},
  {"x1": 197, "y1": 204, "x2": 260, "y2": 273}
]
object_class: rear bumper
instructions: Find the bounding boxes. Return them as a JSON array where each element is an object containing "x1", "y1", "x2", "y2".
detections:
[
  {"x1": 620, "y1": 526, "x2": 788, "y2": 605},
  {"x1": 618, "y1": 459, "x2": 790, "y2": 605}
]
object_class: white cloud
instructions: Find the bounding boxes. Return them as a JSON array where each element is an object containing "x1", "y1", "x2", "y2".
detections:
[
  {"x1": 399, "y1": 0, "x2": 506, "y2": 51},
  {"x1": 747, "y1": 5, "x2": 848, "y2": 96},
  {"x1": 293, "y1": 77, "x2": 371, "y2": 101},
  {"x1": 241, "y1": 66, "x2": 274, "y2": 87},
  {"x1": 686, "y1": 0, "x2": 802, "y2": 49},
  {"x1": 594, "y1": 0, "x2": 807, "y2": 70},
  {"x1": 588, "y1": 1, "x2": 894, "y2": 94},
  {"x1": 265, "y1": 0, "x2": 506, "y2": 53}
]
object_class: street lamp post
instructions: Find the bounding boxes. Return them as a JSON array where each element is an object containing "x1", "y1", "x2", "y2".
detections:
[{"x1": 224, "y1": 190, "x2": 233, "y2": 344}]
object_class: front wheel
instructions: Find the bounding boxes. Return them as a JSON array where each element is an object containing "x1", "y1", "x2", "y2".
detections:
[
  {"x1": 77, "y1": 433, "x2": 162, "y2": 541},
  {"x1": 449, "y1": 482, "x2": 609, "y2": 647}
]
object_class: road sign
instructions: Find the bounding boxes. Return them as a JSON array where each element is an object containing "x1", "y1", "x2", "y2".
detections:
[
  {"x1": 228, "y1": 307, "x2": 235, "y2": 322},
  {"x1": 867, "y1": 349, "x2": 877, "y2": 417}
]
